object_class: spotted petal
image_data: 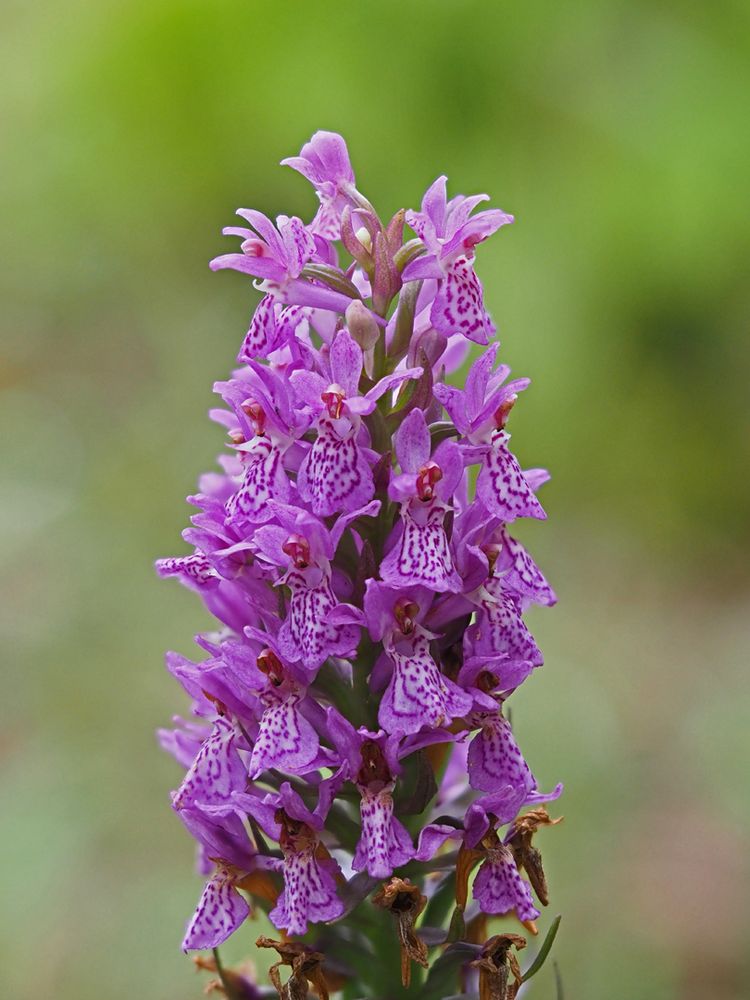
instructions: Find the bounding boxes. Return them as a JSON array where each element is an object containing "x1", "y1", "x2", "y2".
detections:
[
  {"x1": 467, "y1": 715, "x2": 536, "y2": 795},
  {"x1": 477, "y1": 430, "x2": 546, "y2": 522},
  {"x1": 297, "y1": 418, "x2": 374, "y2": 517},
  {"x1": 353, "y1": 789, "x2": 414, "y2": 879},
  {"x1": 248, "y1": 691, "x2": 319, "y2": 778},
  {"x1": 155, "y1": 552, "x2": 219, "y2": 589},
  {"x1": 496, "y1": 528, "x2": 557, "y2": 606},
  {"x1": 431, "y1": 256, "x2": 495, "y2": 344},
  {"x1": 379, "y1": 630, "x2": 472, "y2": 736},
  {"x1": 380, "y1": 500, "x2": 461, "y2": 592},
  {"x1": 182, "y1": 870, "x2": 250, "y2": 951},
  {"x1": 173, "y1": 718, "x2": 247, "y2": 811},
  {"x1": 473, "y1": 846, "x2": 539, "y2": 921},
  {"x1": 269, "y1": 847, "x2": 343, "y2": 936},
  {"x1": 226, "y1": 437, "x2": 290, "y2": 526},
  {"x1": 468, "y1": 585, "x2": 543, "y2": 667},
  {"x1": 278, "y1": 573, "x2": 360, "y2": 670},
  {"x1": 238, "y1": 295, "x2": 283, "y2": 362}
]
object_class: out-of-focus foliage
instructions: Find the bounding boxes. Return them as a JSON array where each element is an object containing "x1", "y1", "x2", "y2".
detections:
[{"x1": 1, "y1": 2, "x2": 748, "y2": 999}]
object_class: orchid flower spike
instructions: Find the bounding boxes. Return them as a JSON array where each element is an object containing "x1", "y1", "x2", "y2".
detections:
[{"x1": 157, "y1": 131, "x2": 562, "y2": 998}]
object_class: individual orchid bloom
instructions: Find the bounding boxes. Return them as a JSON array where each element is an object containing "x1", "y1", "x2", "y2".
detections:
[
  {"x1": 282, "y1": 130, "x2": 357, "y2": 239},
  {"x1": 403, "y1": 176, "x2": 513, "y2": 344},
  {"x1": 211, "y1": 210, "x2": 355, "y2": 314},
  {"x1": 233, "y1": 780, "x2": 345, "y2": 937},
  {"x1": 159, "y1": 135, "x2": 562, "y2": 987},
  {"x1": 326, "y1": 708, "x2": 415, "y2": 879},
  {"x1": 252, "y1": 502, "x2": 378, "y2": 670},
  {"x1": 242, "y1": 642, "x2": 321, "y2": 779},
  {"x1": 416, "y1": 789, "x2": 561, "y2": 924},
  {"x1": 380, "y1": 408, "x2": 464, "y2": 593},
  {"x1": 215, "y1": 363, "x2": 305, "y2": 528},
  {"x1": 434, "y1": 345, "x2": 545, "y2": 522},
  {"x1": 172, "y1": 716, "x2": 249, "y2": 812},
  {"x1": 292, "y1": 328, "x2": 422, "y2": 516},
  {"x1": 365, "y1": 580, "x2": 472, "y2": 736},
  {"x1": 182, "y1": 864, "x2": 251, "y2": 952}
]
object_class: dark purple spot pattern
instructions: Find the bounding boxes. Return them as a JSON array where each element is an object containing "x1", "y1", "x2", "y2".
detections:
[
  {"x1": 352, "y1": 789, "x2": 414, "y2": 879},
  {"x1": 278, "y1": 574, "x2": 359, "y2": 670},
  {"x1": 379, "y1": 631, "x2": 472, "y2": 735},
  {"x1": 496, "y1": 527, "x2": 557, "y2": 606},
  {"x1": 467, "y1": 581, "x2": 544, "y2": 668},
  {"x1": 247, "y1": 690, "x2": 318, "y2": 778},
  {"x1": 473, "y1": 845, "x2": 540, "y2": 922},
  {"x1": 380, "y1": 500, "x2": 461, "y2": 592},
  {"x1": 226, "y1": 436, "x2": 289, "y2": 525},
  {"x1": 477, "y1": 429, "x2": 546, "y2": 522},
  {"x1": 467, "y1": 713, "x2": 536, "y2": 795},
  {"x1": 182, "y1": 870, "x2": 250, "y2": 951},
  {"x1": 269, "y1": 847, "x2": 344, "y2": 937},
  {"x1": 155, "y1": 552, "x2": 219, "y2": 588},
  {"x1": 173, "y1": 718, "x2": 247, "y2": 810},
  {"x1": 431, "y1": 256, "x2": 493, "y2": 345},
  {"x1": 298, "y1": 417, "x2": 373, "y2": 516}
]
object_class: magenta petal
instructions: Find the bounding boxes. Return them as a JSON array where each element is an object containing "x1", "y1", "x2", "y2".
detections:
[
  {"x1": 269, "y1": 848, "x2": 343, "y2": 936},
  {"x1": 278, "y1": 574, "x2": 361, "y2": 670},
  {"x1": 378, "y1": 630, "x2": 472, "y2": 736},
  {"x1": 173, "y1": 719, "x2": 247, "y2": 811},
  {"x1": 467, "y1": 586, "x2": 543, "y2": 667},
  {"x1": 414, "y1": 823, "x2": 462, "y2": 862},
  {"x1": 225, "y1": 438, "x2": 291, "y2": 526},
  {"x1": 467, "y1": 715, "x2": 536, "y2": 795},
  {"x1": 248, "y1": 692, "x2": 319, "y2": 778},
  {"x1": 297, "y1": 418, "x2": 374, "y2": 517},
  {"x1": 330, "y1": 329, "x2": 363, "y2": 396},
  {"x1": 394, "y1": 407, "x2": 431, "y2": 474},
  {"x1": 182, "y1": 872, "x2": 250, "y2": 951},
  {"x1": 477, "y1": 430, "x2": 547, "y2": 522},
  {"x1": 156, "y1": 553, "x2": 219, "y2": 589},
  {"x1": 238, "y1": 294, "x2": 282, "y2": 362},
  {"x1": 353, "y1": 789, "x2": 414, "y2": 878},
  {"x1": 431, "y1": 256, "x2": 494, "y2": 344},
  {"x1": 473, "y1": 848, "x2": 539, "y2": 922},
  {"x1": 496, "y1": 528, "x2": 557, "y2": 606},
  {"x1": 380, "y1": 500, "x2": 462, "y2": 593}
]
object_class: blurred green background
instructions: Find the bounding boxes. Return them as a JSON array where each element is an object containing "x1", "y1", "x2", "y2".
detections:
[{"x1": 2, "y1": 1, "x2": 749, "y2": 998}]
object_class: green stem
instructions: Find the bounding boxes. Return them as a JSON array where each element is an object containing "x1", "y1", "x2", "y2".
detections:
[{"x1": 212, "y1": 947, "x2": 240, "y2": 1000}]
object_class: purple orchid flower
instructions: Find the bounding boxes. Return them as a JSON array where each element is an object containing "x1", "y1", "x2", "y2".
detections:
[
  {"x1": 158, "y1": 134, "x2": 563, "y2": 981},
  {"x1": 182, "y1": 865, "x2": 251, "y2": 952},
  {"x1": 326, "y1": 708, "x2": 415, "y2": 878},
  {"x1": 172, "y1": 716, "x2": 249, "y2": 812},
  {"x1": 214, "y1": 364, "x2": 306, "y2": 528},
  {"x1": 365, "y1": 580, "x2": 472, "y2": 736},
  {"x1": 466, "y1": 709, "x2": 538, "y2": 796},
  {"x1": 252, "y1": 502, "x2": 378, "y2": 670},
  {"x1": 239, "y1": 637, "x2": 323, "y2": 779},
  {"x1": 380, "y1": 408, "x2": 464, "y2": 593},
  {"x1": 403, "y1": 176, "x2": 513, "y2": 344},
  {"x1": 233, "y1": 780, "x2": 345, "y2": 937},
  {"x1": 282, "y1": 130, "x2": 357, "y2": 239},
  {"x1": 434, "y1": 345, "x2": 545, "y2": 522},
  {"x1": 291, "y1": 328, "x2": 421, "y2": 516},
  {"x1": 211, "y1": 210, "x2": 356, "y2": 314}
]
